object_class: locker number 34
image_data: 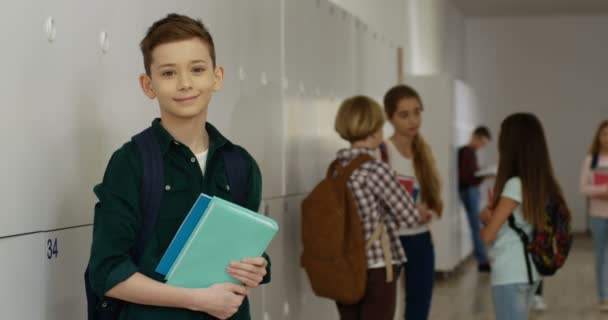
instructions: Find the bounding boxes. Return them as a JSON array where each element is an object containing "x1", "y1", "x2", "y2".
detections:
[{"x1": 47, "y1": 238, "x2": 59, "y2": 259}]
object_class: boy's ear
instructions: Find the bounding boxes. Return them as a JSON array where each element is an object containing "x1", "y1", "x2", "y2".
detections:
[
  {"x1": 139, "y1": 74, "x2": 156, "y2": 99},
  {"x1": 212, "y1": 65, "x2": 224, "y2": 92}
]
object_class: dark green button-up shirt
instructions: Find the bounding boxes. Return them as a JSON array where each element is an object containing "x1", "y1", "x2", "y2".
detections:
[{"x1": 88, "y1": 119, "x2": 269, "y2": 319}]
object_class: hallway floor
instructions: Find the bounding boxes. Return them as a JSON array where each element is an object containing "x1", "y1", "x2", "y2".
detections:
[{"x1": 428, "y1": 235, "x2": 606, "y2": 320}]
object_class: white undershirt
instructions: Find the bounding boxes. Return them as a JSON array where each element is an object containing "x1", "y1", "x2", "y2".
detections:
[
  {"x1": 385, "y1": 140, "x2": 430, "y2": 236},
  {"x1": 195, "y1": 149, "x2": 209, "y2": 176}
]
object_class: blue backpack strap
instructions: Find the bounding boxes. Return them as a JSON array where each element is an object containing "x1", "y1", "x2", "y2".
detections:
[
  {"x1": 221, "y1": 145, "x2": 250, "y2": 207},
  {"x1": 131, "y1": 127, "x2": 165, "y2": 263},
  {"x1": 592, "y1": 153, "x2": 599, "y2": 169}
]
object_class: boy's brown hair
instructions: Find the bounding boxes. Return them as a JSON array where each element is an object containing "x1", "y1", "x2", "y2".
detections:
[
  {"x1": 140, "y1": 13, "x2": 216, "y2": 75},
  {"x1": 334, "y1": 96, "x2": 384, "y2": 143}
]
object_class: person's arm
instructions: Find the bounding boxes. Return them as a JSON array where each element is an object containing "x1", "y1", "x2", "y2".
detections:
[
  {"x1": 106, "y1": 273, "x2": 248, "y2": 319},
  {"x1": 371, "y1": 162, "x2": 426, "y2": 227},
  {"x1": 480, "y1": 197, "x2": 519, "y2": 243},
  {"x1": 89, "y1": 146, "x2": 248, "y2": 319},
  {"x1": 480, "y1": 177, "x2": 521, "y2": 243},
  {"x1": 579, "y1": 155, "x2": 608, "y2": 197}
]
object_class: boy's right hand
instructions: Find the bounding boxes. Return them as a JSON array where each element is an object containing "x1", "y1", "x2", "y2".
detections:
[{"x1": 189, "y1": 283, "x2": 249, "y2": 319}]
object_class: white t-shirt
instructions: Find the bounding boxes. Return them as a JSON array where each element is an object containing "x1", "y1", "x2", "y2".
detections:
[
  {"x1": 195, "y1": 149, "x2": 209, "y2": 176},
  {"x1": 383, "y1": 140, "x2": 430, "y2": 236},
  {"x1": 489, "y1": 177, "x2": 540, "y2": 286}
]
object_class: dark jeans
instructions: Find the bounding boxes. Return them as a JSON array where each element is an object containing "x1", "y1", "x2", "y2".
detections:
[
  {"x1": 400, "y1": 231, "x2": 435, "y2": 320},
  {"x1": 336, "y1": 266, "x2": 400, "y2": 320},
  {"x1": 459, "y1": 186, "x2": 489, "y2": 265}
]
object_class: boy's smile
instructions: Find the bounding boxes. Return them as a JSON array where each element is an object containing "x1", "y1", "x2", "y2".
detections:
[{"x1": 139, "y1": 38, "x2": 224, "y2": 122}]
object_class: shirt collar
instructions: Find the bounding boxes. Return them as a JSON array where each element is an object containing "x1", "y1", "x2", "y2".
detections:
[
  {"x1": 151, "y1": 118, "x2": 230, "y2": 155},
  {"x1": 336, "y1": 147, "x2": 376, "y2": 161}
]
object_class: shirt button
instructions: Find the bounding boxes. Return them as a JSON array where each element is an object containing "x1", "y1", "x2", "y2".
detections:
[
  {"x1": 173, "y1": 141, "x2": 180, "y2": 145},
  {"x1": 190, "y1": 157, "x2": 196, "y2": 163},
  {"x1": 165, "y1": 185, "x2": 171, "y2": 191}
]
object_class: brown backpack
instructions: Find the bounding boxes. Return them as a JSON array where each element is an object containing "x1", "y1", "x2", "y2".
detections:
[{"x1": 301, "y1": 154, "x2": 393, "y2": 305}]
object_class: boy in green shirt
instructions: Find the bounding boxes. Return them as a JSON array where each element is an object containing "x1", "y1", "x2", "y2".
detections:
[{"x1": 87, "y1": 13, "x2": 270, "y2": 320}]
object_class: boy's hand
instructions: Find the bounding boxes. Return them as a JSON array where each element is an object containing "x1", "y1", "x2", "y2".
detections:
[
  {"x1": 479, "y1": 206, "x2": 493, "y2": 224},
  {"x1": 189, "y1": 283, "x2": 248, "y2": 319},
  {"x1": 417, "y1": 203, "x2": 433, "y2": 224},
  {"x1": 227, "y1": 257, "x2": 268, "y2": 288}
]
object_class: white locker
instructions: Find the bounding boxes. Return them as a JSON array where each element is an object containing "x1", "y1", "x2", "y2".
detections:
[
  {"x1": 0, "y1": 234, "x2": 45, "y2": 319},
  {"x1": 42, "y1": 227, "x2": 92, "y2": 320}
]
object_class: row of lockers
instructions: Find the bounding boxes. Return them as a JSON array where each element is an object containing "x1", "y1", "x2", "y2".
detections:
[
  {"x1": 0, "y1": 195, "x2": 346, "y2": 320},
  {"x1": 1, "y1": 0, "x2": 398, "y2": 238}
]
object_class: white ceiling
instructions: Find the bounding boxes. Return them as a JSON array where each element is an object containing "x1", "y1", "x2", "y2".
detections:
[{"x1": 450, "y1": 0, "x2": 608, "y2": 17}]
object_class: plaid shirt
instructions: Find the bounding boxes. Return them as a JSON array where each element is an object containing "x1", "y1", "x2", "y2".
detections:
[{"x1": 336, "y1": 148, "x2": 420, "y2": 268}]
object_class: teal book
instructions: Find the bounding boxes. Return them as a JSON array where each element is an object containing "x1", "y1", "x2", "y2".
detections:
[
  {"x1": 155, "y1": 194, "x2": 213, "y2": 276},
  {"x1": 164, "y1": 195, "x2": 278, "y2": 288}
]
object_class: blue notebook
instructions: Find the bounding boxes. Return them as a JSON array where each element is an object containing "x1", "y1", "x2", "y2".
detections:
[
  {"x1": 156, "y1": 194, "x2": 213, "y2": 276},
  {"x1": 156, "y1": 194, "x2": 278, "y2": 288}
]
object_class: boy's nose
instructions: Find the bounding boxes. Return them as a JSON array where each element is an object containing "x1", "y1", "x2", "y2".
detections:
[{"x1": 177, "y1": 75, "x2": 193, "y2": 90}]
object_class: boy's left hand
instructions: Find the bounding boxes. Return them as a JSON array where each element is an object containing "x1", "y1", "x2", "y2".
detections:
[{"x1": 227, "y1": 257, "x2": 268, "y2": 288}]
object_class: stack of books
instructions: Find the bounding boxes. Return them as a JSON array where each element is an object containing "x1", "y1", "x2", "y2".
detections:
[{"x1": 156, "y1": 194, "x2": 278, "y2": 288}]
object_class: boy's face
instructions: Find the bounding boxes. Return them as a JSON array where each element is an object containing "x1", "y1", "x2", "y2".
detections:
[
  {"x1": 472, "y1": 134, "x2": 490, "y2": 150},
  {"x1": 140, "y1": 38, "x2": 223, "y2": 121}
]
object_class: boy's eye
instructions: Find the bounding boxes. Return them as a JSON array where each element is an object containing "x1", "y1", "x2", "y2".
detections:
[
  {"x1": 192, "y1": 67, "x2": 206, "y2": 73},
  {"x1": 161, "y1": 70, "x2": 176, "y2": 77}
]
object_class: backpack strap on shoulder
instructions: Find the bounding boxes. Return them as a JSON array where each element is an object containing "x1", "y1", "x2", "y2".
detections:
[
  {"x1": 344, "y1": 154, "x2": 375, "y2": 176},
  {"x1": 221, "y1": 145, "x2": 250, "y2": 207},
  {"x1": 507, "y1": 215, "x2": 533, "y2": 284},
  {"x1": 131, "y1": 126, "x2": 164, "y2": 264}
]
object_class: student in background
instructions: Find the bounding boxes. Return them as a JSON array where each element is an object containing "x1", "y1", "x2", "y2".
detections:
[
  {"x1": 86, "y1": 14, "x2": 270, "y2": 320},
  {"x1": 480, "y1": 113, "x2": 570, "y2": 320},
  {"x1": 380, "y1": 85, "x2": 443, "y2": 320},
  {"x1": 580, "y1": 119, "x2": 608, "y2": 311},
  {"x1": 458, "y1": 126, "x2": 492, "y2": 272},
  {"x1": 333, "y1": 95, "x2": 431, "y2": 320}
]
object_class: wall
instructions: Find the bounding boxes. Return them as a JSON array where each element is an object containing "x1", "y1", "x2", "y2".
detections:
[
  {"x1": 465, "y1": 15, "x2": 608, "y2": 232},
  {"x1": 0, "y1": 0, "x2": 398, "y2": 319}
]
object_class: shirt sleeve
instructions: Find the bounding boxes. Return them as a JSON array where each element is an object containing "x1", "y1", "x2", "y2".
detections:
[
  {"x1": 369, "y1": 161, "x2": 420, "y2": 228},
  {"x1": 88, "y1": 144, "x2": 143, "y2": 297},
  {"x1": 501, "y1": 177, "x2": 522, "y2": 203},
  {"x1": 580, "y1": 155, "x2": 608, "y2": 196}
]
